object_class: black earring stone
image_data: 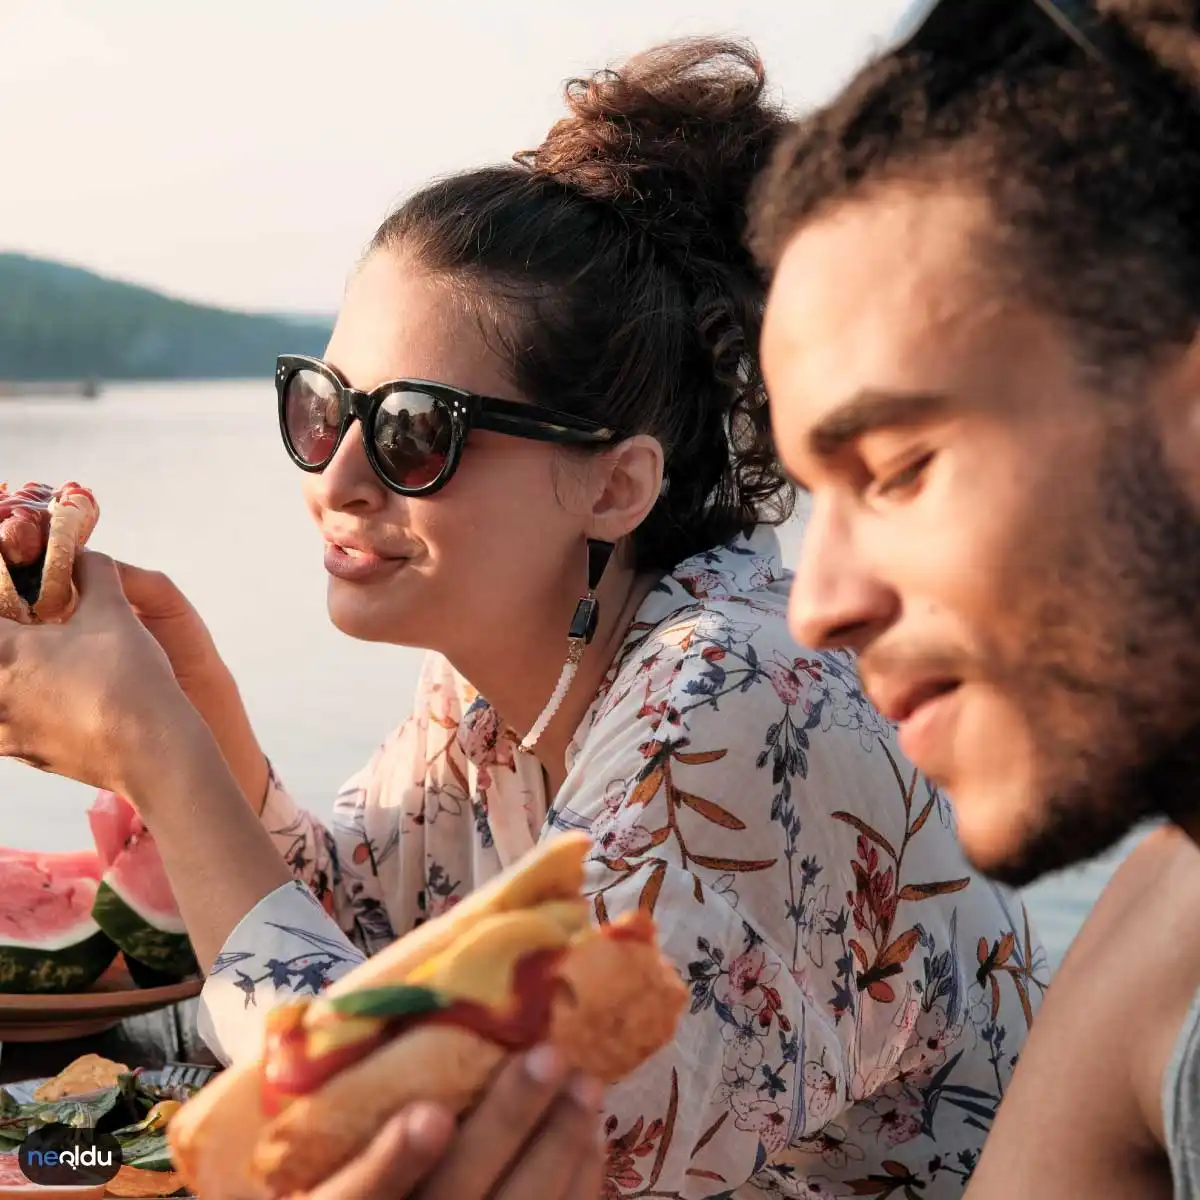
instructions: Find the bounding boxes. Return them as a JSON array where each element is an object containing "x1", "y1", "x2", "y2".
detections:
[
  {"x1": 568, "y1": 596, "x2": 600, "y2": 642},
  {"x1": 586, "y1": 538, "x2": 615, "y2": 592},
  {"x1": 571, "y1": 538, "x2": 615, "y2": 645}
]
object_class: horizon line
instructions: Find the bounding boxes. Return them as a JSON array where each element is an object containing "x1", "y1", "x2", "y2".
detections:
[{"x1": 0, "y1": 247, "x2": 336, "y2": 325}]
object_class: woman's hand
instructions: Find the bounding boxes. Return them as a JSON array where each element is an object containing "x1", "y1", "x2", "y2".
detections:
[
  {"x1": 0, "y1": 551, "x2": 201, "y2": 796},
  {"x1": 0, "y1": 551, "x2": 293, "y2": 969},
  {"x1": 114, "y1": 562, "x2": 226, "y2": 699},
  {"x1": 115, "y1": 561, "x2": 270, "y2": 810},
  {"x1": 304, "y1": 1049, "x2": 606, "y2": 1200}
]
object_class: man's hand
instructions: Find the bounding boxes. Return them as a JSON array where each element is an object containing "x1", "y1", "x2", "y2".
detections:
[
  {"x1": 304, "y1": 1047, "x2": 606, "y2": 1200},
  {"x1": 303, "y1": 1104, "x2": 454, "y2": 1200}
]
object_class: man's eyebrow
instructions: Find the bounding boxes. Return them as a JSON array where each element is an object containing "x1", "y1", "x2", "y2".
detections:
[{"x1": 808, "y1": 389, "x2": 953, "y2": 460}]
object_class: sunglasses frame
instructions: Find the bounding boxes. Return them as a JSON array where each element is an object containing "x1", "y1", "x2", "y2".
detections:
[
  {"x1": 892, "y1": 0, "x2": 1120, "y2": 65},
  {"x1": 889, "y1": 0, "x2": 1197, "y2": 154},
  {"x1": 276, "y1": 354, "x2": 623, "y2": 497}
]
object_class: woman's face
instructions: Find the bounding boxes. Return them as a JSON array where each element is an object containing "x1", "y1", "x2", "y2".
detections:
[{"x1": 301, "y1": 250, "x2": 594, "y2": 659}]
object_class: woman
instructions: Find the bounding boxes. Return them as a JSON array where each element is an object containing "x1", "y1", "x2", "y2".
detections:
[{"x1": 0, "y1": 38, "x2": 1047, "y2": 1199}]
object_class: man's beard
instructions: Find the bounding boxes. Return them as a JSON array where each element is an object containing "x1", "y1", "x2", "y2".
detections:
[{"x1": 981, "y1": 420, "x2": 1200, "y2": 888}]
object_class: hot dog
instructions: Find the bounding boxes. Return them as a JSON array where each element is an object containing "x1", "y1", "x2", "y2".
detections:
[
  {"x1": 167, "y1": 833, "x2": 687, "y2": 1200},
  {"x1": 0, "y1": 481, "x2": 99, "y2": 623}
]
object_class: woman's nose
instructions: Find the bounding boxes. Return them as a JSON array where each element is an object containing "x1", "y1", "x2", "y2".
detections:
[{"x1": 312, "y1": 421, "x2": 388, "y2": 514}]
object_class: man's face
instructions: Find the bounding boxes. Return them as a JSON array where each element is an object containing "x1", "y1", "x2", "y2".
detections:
[{"x1": 761, "y1": 183, "x2": 1200, "y2": 886}]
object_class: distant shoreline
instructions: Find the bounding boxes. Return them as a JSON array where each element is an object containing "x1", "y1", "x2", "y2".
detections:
[
  {"x1": 0, "y1": 380, "x2": 101, "y2": 399},
  {"x1": 0, "y1": 375, "x2": 286, "y2": 398},
  {"x1": 0, "y1": 252, "x2": 332, "y2": 385}
]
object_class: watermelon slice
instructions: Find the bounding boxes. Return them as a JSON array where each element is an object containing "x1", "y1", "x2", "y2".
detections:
[
  {"x1": 0, "y1": 852, "x2": 117, "y2": 994},
  {"x1": 0, "y1": 847, "x2": 102, "y2": 879},
  {"x1": 88, "y1": 792, "x2": 197, "y2": 980}
]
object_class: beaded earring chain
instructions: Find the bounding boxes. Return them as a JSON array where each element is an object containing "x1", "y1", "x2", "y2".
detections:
[{"x1": 519, "y1": 538, "x2": 615, "y2": 753}]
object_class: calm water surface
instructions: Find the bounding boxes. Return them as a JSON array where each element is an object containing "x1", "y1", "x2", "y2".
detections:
[{"x1": 0, "y1": 382, "x2": 1143, "y2": 970}]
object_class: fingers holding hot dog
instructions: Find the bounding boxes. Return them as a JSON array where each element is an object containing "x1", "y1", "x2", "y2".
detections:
[
  {"x1": 412, "y1": 1049, "x2": 605, "y2": 1200},
  {"x1": 296, "y1": 1067, "x2": 606, "y2": 1200},
  {"x1": 302, "y1": 1104, "x2": 455, "y2": 1200},
  {"x1": 409, "y1": 1047, "x2": 592, "y2": 1200}
]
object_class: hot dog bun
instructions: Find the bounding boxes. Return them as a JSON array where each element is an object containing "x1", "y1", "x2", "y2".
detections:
[
  {"x1": 168, "y1": 834, "x2": 687, "y2": 1200},
  {"x1": 0, "y1": 482, "x2": 99, "y2": 624}
]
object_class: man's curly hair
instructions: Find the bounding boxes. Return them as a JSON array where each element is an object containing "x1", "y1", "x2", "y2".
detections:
[{"x1": 749, "y1": 1, "x2": 1200, "y2": 390}]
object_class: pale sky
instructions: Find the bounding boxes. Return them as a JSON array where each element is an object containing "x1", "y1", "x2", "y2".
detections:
[{"x1": 1, "y1": 0, "x2": 911, "y2": 313}]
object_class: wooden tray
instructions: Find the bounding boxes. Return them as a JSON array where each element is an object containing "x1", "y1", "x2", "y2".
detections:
[{"x1": 0, "y1": 959, "x2": 201, "y2": 1042}]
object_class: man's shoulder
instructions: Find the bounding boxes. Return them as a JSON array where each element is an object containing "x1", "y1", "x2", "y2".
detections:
[
  {"x1": 971, "y1": 828, "x2": 1200, "y2": 1195},
  {"x1": 1049, "y1": 827, "x2": 1185, "y2": 966},
  {"x1": 1048, "y1": 828, "x2": 1200, "y2": 1124}
]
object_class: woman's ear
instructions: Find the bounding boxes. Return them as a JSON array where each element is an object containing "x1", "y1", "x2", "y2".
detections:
[{"x1": 585, "y1": 435, "x2": 665, "y2": 543}]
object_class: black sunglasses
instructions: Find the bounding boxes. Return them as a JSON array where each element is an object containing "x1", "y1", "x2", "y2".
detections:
[
  {"x1": 890, "y1": 0, "x2": 1120, "y2": 64},
  {"x1": 891, "y1": 0, "x2": 1192, "y2": 112},
  {"x1": 276, "y1": 355, "x2": 622, "y2": 497}
]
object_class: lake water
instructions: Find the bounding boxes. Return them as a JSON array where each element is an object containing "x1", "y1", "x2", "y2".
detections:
[{"x1": 0, "y1": 381, "x2": 1145, "y2": 972}]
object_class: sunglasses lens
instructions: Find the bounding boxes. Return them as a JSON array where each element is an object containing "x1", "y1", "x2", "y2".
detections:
[
  {"x1": 885, "y1": 0, "x2": 1025, "y2": 55},
  {"x1": 372, "y1": 391, "x2": 453, "y2": 490},
  {"x1": 887, "y1": 0, "x2": 945, "y2": 50},
  {"x1": 284, "y1": 369, "x2": 342, "y2": 465}
]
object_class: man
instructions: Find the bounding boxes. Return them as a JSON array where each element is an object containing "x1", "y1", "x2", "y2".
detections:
[{"x1": 748, "y1": 0, "x2": 1200, "y2": 1195}]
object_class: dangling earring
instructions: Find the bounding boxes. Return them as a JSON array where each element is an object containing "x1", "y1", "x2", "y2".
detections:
[{"x1": 519, "y1": 537, "x2": 615, "y2": 753}]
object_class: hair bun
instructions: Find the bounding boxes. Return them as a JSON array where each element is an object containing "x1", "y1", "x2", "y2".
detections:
[{"x1": 516, "y1": 37, "x2": 788, "y2": 268}]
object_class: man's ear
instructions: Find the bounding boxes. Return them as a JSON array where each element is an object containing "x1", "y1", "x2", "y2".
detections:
[{"x1": 584, "y1": 435, "x2": 665, "y2": 544}]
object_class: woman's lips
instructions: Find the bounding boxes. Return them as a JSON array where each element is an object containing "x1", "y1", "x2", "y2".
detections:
[{"x1": 323, "y1": 543, "x2": 407, "y2": 583}]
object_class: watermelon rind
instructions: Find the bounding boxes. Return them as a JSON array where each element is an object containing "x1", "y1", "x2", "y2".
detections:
[
  {"x1": 123, "y1": 954, "x2": 186, "y2": 989},
  {"x1": 0, "y1": 922, "x2": 117, "y2": 994},
  {"x1": 91, "y1": 880, "x2": 197, "y2": 978}
]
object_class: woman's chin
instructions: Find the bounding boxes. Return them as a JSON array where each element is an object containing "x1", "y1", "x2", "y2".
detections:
[{"x1": 326, "y1": 584, "x2": 420, "y2": 646}]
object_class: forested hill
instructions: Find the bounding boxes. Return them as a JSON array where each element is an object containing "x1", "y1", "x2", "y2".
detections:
[{"x1": 0, "y1": 253, "x2": 332, "y2": 382}]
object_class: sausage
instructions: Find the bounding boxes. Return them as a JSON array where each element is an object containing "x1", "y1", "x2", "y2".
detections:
[
  {"x1": 0, "y1": 509, "x2": 49, "y2": 567},
  {"x1": 259, "y1": 946, "x2": 566, "y2": 1115},
  {"x1": 0, "y1": 482, "x2": 54, "y2": 520},
  {"x1": 0, "y1": 481, "x2": 99, "y2": 623},
  {"x1": 0, "y1": 483, "x2": 56, "y2": 568}
]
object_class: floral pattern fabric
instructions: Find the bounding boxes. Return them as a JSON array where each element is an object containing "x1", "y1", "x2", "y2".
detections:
[{"x1": 198, "y1": 528, "x2": 1049, "y2": 1198}]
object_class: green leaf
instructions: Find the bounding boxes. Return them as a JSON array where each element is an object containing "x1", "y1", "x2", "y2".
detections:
[
  {"x1": 0, "y1": 1085, "x2": 125, "y2": 1139},
  {"x1": 0, "y1": 1071, "x2": 181, "y2": 1137},
  {"x1": 116, "y1": 1132, "x2": 174, "y2": 1171},
  {"x1": 0, "y1": 1070, "x2": 195, "y2": 1149},
  {"x1": 324, "y1": 984, "x2": 448, "y2": 1021},
  {"x1": 111, "y1": 1112, "x2": 161, "y2": 1139},
  {"x1": 135, "y1": 1077, "x2": 204, "y2": 1106}
]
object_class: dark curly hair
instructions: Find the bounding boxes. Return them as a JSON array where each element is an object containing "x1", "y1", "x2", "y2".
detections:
[
  {"x1": 748, "y1": 1, "x2": 1200, "y2": 390},
  {"x1": 371, "y1": 37, "x2": 795, "y2": 572}
]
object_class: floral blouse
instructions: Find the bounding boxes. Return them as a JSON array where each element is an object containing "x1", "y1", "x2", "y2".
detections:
[{"x1": 198, "y1": 528, "x2": 1049, "y2": 1198}]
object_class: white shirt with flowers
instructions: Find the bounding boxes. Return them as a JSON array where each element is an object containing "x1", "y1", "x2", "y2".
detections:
[{"x1": 198, "y1": 528, "x2": 1048, "y2": 1198}]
